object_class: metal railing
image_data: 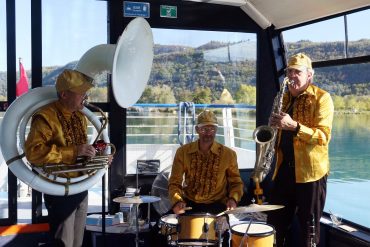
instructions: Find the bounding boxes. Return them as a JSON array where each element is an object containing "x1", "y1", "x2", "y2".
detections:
[{"x1": 127, "y1": 103, "x2": 256, "y2": 150}]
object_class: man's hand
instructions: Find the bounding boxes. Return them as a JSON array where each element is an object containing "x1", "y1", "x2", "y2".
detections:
[
  {"x1": 173, "y1": 201, "x2": 187, "y2": 215},
  {"x1": 270, "y1": 112, "x2": 298, "y2": 131},
  {"x1": 77, "y1": 144, "x2": 96, "y2": 158},
  {"x1": 226, "y1": 198, "x2": 237, "y2": 210},
  {"x1": 107, "y1": 155, "x2": 114, "y2": 166}
]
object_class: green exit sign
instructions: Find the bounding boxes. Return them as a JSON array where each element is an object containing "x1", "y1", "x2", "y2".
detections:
[{"x1": 160, "y1": 5, "x2": 177, "y2": 18}]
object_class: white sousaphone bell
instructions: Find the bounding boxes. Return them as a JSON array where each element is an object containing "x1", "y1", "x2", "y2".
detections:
[{"x1": 0, "y1": 17, "x2": 154, "y2": 196}]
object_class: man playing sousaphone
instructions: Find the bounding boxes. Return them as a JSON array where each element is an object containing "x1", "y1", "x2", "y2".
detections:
[
  {"x1": 25, "y1": 69, "x2": 113, "y2": 247},
  {"x1": 168, "y1": 110, "x2": 244, "y2": 246}
]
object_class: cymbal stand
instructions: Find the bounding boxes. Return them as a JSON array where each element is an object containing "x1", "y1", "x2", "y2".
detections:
[
  {"x1": 134, "y1": 204, "x2": 140, "y2": 247},
  {"x1": 239, "y1": 219, "x2": 252, "y2": 247},
  {"x1": 217, "y1": 217, "x2": 226, "y2": 247},
  {"x1": 218, "y1": 229, "x2": 223, "y2": 247}
]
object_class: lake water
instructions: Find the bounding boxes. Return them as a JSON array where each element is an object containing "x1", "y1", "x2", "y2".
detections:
[{"x1": 325, "y1": 114, "x2": 370, "y2": 228}]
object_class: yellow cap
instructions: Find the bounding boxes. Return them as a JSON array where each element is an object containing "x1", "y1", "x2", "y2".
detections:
[
  {"x1": 287, "y1": 53, "x2": 312, "y2": 71},
  {"x1": 197, "y1": 110, "x2": 218, "y2": 127},
  {"x1": 55, "y1": 69, "x2": 94, "y2": 94}
]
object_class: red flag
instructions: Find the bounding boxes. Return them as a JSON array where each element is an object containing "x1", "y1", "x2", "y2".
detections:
[{"x1": 16, "y1": 61, "x2": 29, "y2": 97}]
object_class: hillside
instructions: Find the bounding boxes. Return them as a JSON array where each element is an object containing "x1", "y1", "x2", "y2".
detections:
[{"x1": 0, "y1": 39, "x2": 369, "y2": 99}]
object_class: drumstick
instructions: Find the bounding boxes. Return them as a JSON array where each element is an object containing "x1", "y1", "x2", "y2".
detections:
[{"x1": 183, "y1": 207, "x2": 192, "y2": 211}]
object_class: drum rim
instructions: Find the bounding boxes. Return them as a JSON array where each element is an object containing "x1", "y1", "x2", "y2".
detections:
[
  {"x1": 160, "y1": 214, "x2": 178, "y2": 227},
  {"x1": 231, "y1": 222, "x2": 275, "y2": 237},
  {"x1": 177, "y1": 239, "x2": 218, "y2": 245}
]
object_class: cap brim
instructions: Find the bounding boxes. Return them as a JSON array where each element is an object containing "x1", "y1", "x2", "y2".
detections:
[
  {"x1": 69, "y1": 82, "x2": 94, "y2": 94},
  {"x1": 197, "y1": 123, "x2": 218, "y2": 127},
  {"x1": 287, "y1": 65, "x2": 308, "y2": 71}
]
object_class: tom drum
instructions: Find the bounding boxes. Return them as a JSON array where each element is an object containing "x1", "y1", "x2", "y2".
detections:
[
  {"x1": 159, "y1": 214, "x2": 178, "y2": 244},
  {"x1": 177, "y1": 213, "x2": 218, "y2": 246},
  {"x1": 231, "y1": 222, "x2": 275, "y2": 247}
]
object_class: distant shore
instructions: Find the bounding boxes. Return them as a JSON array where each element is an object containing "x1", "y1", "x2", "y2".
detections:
[{"x1": 335, "y1": 110, "x2": 370, "y2": 115}]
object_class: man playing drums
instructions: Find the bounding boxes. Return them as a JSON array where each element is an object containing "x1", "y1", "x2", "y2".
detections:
[{"x1": 168, "y1": 110, "x2": 244, "y2": 246}]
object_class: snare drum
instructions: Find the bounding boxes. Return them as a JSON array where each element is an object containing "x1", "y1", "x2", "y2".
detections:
[
  {"x1": 177, "y1": 213, "x2": 218, "y2": 246},
  {"x1": 231, "y1": 223, "x2": 275, "y2": 247},
  {"x1": 159, "y1": 214, "x2": 178, "y2": 244}
]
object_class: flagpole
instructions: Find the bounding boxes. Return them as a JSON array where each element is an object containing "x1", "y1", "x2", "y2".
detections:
[{"x1": 18, "y1": 57, "x2": 21, "y2": 78}]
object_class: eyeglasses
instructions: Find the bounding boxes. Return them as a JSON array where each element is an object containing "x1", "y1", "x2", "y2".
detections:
[
  {"x1": 285, "y1": 68, "x2": 306, "y2": 76},
  {"x1": 198, "y1": 126, "x2": 217, "y2": 134},
  {"x1": 68, "y1": 90, "x2": 90, "y2": 99}
]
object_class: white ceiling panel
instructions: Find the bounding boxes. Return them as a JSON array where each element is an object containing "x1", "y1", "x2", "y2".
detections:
[{"x1": 185, "y1": 0, "x2": 370, "y2": 29}]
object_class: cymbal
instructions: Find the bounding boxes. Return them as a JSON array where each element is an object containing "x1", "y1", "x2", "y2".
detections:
[
  {"x1": 218, "y1": 204, "x2": 284, "y2": 216},
  {"x1": 113, "y1": 195, "x2": 161, "y2": 204}
]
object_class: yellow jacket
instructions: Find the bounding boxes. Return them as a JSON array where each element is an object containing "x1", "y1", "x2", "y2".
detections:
[
  {"x1": 25, "y1": 101, "x2": 88, "y2": 178},
  {"x1": 273, "y1": 84, "x2": 334, "y2": 183},
  {"x1": 168, "y1": 141, "x2": 244, "y2": 206}
]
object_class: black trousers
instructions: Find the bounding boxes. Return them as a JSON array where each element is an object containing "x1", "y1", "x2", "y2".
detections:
[{"x1": 267, "y1": 162, "x2": 327, "y2": 247}]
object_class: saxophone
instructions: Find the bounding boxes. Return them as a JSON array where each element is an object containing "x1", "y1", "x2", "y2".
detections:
[{"x1": 251, "y1": 77, "x2": 292, "y2": 204}]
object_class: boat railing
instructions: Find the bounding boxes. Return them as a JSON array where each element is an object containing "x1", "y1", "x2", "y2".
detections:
[
  {"x1": 123, "y1": 103, "x2": 257, "y2": 173},
  {"x1": 127, "y1": 103, "x2": 256, "y2": 147}
]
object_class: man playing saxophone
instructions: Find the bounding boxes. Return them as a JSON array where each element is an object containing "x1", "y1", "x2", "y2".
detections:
[
  {"x1": 267, "y1": 53, "x2": 334, "y2": 247},
  {"x1": 25, "y1": 69, "x2": 99, "y2": 247}
]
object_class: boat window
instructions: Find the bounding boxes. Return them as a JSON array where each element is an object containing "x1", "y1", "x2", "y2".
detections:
[
  {"x1": 126, "y1": 28, "x2": 257, "y2": 174},
  {"x1": 0, "y1": 0, "x2": 7, "y2": 221},
  {"x1": 41, "y1": 0, "x2": 108, "y2": 102},
  {"x1": 283, "y1": 11, "x2": 370, "y2": 228},
  {"x1": 282, "y1": 9, "x2": 370, "y2": 61},
  {"x1": 322, "y1": 62, "x2": 370, "y2": 228},
  {"x1": 0, "y1": 0, "x2": 6, "y2": 98},
  {"x1": 14, "y1": 0, "x2": 33, "y2": 223},
  {"x1": 0, "y1": 0, "x2": 109, "y2": 223},
  {"x1": 347, "y1": 9, "x2": 370, "y2": 57}
]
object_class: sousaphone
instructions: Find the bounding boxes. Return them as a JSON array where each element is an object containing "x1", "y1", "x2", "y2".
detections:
[{"x1": 0, "y1": 17, "x2": 154, "y2": 196}]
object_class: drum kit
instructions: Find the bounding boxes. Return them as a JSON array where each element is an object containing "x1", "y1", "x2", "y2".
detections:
[{"x1": 113, "y1": 194, "x2": 283, "y2": 247}]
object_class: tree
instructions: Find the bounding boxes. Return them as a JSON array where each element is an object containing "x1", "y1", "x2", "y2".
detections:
[
  {"x1": 332, "y1": 95, "x2": 345, "y2": 110},
  {"x1": 192, "y1": 87, "x2": 212, "y2": 104},
  {"x1": 235, "y1": 84, "x2": 256, "y2": 105}
]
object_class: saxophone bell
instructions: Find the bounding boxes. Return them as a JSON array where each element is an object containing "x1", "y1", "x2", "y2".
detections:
[{"x1": 252, "y1": 125, "x2": 276, "y2": 182}]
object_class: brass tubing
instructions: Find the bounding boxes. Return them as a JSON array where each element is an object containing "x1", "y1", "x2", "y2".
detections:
[{"x1": 49, "y1": 165, "x2": 107, "y2": 174}]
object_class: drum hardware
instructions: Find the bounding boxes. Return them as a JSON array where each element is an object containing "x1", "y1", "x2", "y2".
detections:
[
  {"x1": 238, "y1": 219, "x2": 252, "y2": 247},
  {"x1": 215, "y1": 216, "x2": 229, "y2": 247},
  {"x1": 113, "y1": 195, "x2": 161, "y2": 247}
]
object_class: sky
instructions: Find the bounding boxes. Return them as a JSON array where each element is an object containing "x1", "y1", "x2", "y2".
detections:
[{"x1": 0, "y1": 0, "x2": 369, "y2": 71}]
